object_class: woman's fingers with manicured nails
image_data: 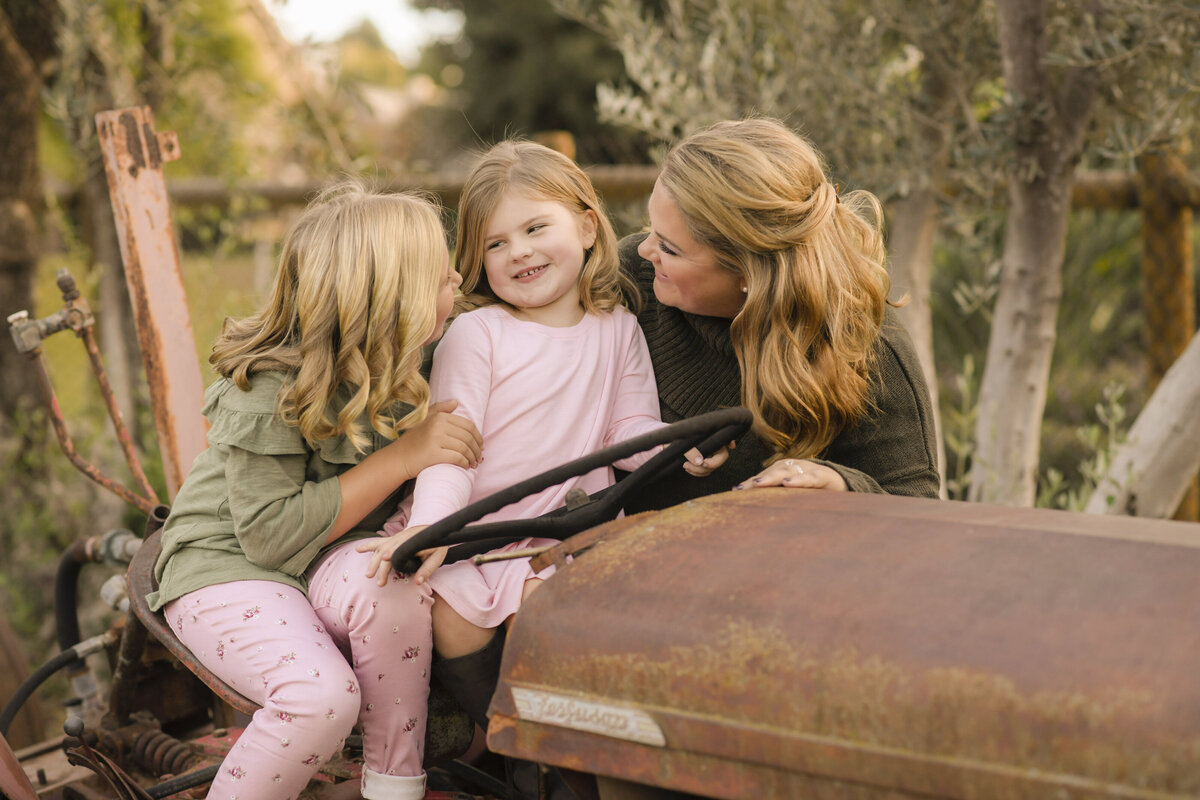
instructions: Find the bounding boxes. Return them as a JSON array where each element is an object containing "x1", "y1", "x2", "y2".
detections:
[{"x1": 734, "y1": 458, "x2": 848, "y2": 491}]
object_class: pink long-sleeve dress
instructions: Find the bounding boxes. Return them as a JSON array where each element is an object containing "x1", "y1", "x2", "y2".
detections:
[{"x1": 383, "y1": 304, "x2": 664, "y2": 628}]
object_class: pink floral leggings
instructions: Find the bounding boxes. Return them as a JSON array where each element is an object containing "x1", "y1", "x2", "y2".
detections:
[{"x1": 164, "y1": 541, "x2": 433, "y2": 800}]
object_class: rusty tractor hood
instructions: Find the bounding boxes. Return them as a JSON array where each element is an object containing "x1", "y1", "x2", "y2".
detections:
[{"x1": 487, "y1": 489, "x2": 1200, "y2": 799}]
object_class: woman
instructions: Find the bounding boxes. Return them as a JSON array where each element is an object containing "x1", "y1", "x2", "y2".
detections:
[{"x1": 620, "y1": 117, "x2": 940, "y2": 511}]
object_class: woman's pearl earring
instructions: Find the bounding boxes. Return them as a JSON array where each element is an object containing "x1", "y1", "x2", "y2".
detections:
[{"x1": 741, "y1": 285, "x2": 748, "y2": 293}]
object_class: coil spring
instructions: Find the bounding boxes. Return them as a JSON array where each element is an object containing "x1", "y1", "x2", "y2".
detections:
[{"x1": 133, "y1": 727, "x2": 195, "y2": 775}]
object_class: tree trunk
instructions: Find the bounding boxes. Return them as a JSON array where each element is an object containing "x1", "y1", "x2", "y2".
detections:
[
  {"x1": 969, "y1": 178, "x2": 1070, "y2": 505},
  {"x1": 0, "y1": 6, "x2": 52, "y2": 420},
  {"x1": 1084, "y1": 332, "x2": 1200, "y2": 518},
  {"x1": 968, "y1": 0, "x2": 1097, "y2": 506},
  {"x1": 889, "y1": 189, "x2": 946, "y2": 496}
]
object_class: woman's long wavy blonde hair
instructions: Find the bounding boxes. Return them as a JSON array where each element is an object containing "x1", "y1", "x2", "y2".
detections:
[
  {"x1": 454, "y1": 140, "x2": 637, "y2": 314},
  {"x1": 660, "y1": 118, "x2": 890, "y2": 459},
  {"x1": 210, "y1": 179, "x2": 447, "y2": 451}
]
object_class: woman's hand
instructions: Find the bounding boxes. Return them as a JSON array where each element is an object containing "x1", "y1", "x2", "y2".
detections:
[
  {"x1": 392, "y1": 399, "x2": 483, "y2": 477},
  {"x1": 358, "y1": 525, "x2": 449, "y2": 587},
  {"x1": 683, "y1": 444, "x2": 731, "y2": 477},
  {"x1": 734, "y1": 458, "x2": 848, "y2": 491}
]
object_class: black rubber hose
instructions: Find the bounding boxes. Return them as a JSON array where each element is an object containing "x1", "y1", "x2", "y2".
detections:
[
  {"x1": 0, "y1": 648, "x2": 78, "y2": 736},
  {"x1": 55, "y1": 538, "x2": 91, "y2": 654},
  {"x1": 2, "y1": 631, "x2": 114, "y2": 737},
  {"x1": 146, "y1": 764, "x2": 221, "y2": 799}
]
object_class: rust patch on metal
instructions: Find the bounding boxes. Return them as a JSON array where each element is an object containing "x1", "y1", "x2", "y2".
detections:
[
  {"x1": 118, "y1": 112, "x2": 145, "y2": 177},
  {"x1": 142, "y1": 121, "x2": 161, "y2": 168}
]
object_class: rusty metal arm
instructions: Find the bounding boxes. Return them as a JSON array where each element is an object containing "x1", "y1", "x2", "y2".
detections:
[
  {"x1": 95, "y1": 107, "x2": 207, "y2": 500},
  {"x1": 7, "y1": 270, "x2": 159, "y2": 516}
]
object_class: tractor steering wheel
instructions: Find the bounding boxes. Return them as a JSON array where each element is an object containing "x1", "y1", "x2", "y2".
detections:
[{"x1": 389, "y1": 407, "x2": 753, "y2": 575}]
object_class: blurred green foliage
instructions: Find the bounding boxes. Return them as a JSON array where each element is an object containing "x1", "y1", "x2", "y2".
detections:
[{"x1": 411, "y1": 0, "x2": 650, "y2": 162}]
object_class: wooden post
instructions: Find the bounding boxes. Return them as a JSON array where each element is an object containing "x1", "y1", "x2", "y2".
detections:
[
  {"x1": 95, "y1": 106, "x2": 206, "y2": 500},
  {"x1": 533, "y1": 130, "x2": 577, "y2": 160},
  {"x1": 1137, "y1": 148, "x2": 1198, "y2": 521}
]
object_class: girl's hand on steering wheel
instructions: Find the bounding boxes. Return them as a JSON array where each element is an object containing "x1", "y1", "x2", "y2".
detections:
[
  {"x1": 683, "y1": 443, "x2": 731, "y2": 477},
  {"x1": 734, "y1": 458, "x2": 848, "y2": 491},
  {"x1": 358, "y1": 525, "x2": 427, "y2": 586},
  {"x1": 358, "y1": 526, "x2": 450, "y2": 586},
  {"x1": 412, "y1": 545, "x2": 448, "y2": 585}
]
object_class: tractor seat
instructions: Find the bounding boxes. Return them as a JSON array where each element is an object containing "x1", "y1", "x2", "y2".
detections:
[{"x1": 126, "y1": 526, "x2": 474, "y2": 763}]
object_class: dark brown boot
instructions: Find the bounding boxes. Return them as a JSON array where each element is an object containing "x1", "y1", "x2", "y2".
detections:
[{"x1": 431, "y1": 628, "x2": 506, "y2": 731}]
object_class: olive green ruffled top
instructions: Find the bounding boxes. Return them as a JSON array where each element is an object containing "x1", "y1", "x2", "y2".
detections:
[{"x1": 147, "y1": 371, "x2": 406, "y2": 611}]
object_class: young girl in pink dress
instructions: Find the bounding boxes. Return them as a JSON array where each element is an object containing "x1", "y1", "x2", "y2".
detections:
[{"x1": 358, "y1": 143, "x2": 723, "y2": 745}]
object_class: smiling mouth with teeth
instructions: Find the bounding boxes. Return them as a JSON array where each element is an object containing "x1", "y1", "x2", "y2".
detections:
[{"x1": 514, "y1": 265, "x2": 547, "y2": 279}]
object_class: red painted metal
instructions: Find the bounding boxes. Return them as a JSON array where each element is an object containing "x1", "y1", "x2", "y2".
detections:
[
  {"x1": 95, "y1": 106, "x2": 206, "y2": 499},
  {"x1": 0, "y1": 733, "x2": 38, "y2": 800},
  {"x1": 80, "y1": 312, "x2": 159, "y2": 505},
  {"x1": 491, "y1": 489, "x2": 1200, "y2": 799}
]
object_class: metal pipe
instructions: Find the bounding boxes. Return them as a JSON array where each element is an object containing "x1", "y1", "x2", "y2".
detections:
[
  {"x1": 55, "y1": 268, "x2": 159, "y2": 508},
  {"x1": 29, "y1": 352, "x2": 157, "y2": 515},
  {"x1": 105, "y1": 606, "x2": 150, "y2": 727},
  {"x1": 5, "y1": 270, "x2": 160, "y2": 516},
  {"x1": 79, "y1": 316, "x2": 158, "y2": 505},
  {"x1": 105, "y1": 505, "x2": 170, "y2": 727}
]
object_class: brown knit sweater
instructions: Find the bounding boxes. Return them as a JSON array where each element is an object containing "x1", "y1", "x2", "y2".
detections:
[{"x1": 618, "y1": 234, "x2": 940, "y2": 512}]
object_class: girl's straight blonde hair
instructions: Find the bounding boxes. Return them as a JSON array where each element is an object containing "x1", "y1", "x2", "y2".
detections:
[
  {"x1": 660, "y1": 117, "x2": 891, "y2": 459},
  {"x1": 211, "y1": 179, "x2": 447, "y2": 450},
  {"x1": 454, "y1": 140, "x2": 637, "y2": 315}
]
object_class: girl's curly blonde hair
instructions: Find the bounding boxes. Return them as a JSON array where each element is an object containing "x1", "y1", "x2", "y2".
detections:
[{"x1": 211, "y1": 178, "x2": 447, "y2": 451}]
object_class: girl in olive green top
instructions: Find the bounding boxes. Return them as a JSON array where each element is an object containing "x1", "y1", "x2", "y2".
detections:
[{"x1": 149, "y1": 181, "x2": 482, "y2": 800}]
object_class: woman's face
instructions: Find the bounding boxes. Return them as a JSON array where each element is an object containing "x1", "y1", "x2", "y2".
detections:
[{"x1": 639, "y1": 180, "x2": 745, "y2": 319}]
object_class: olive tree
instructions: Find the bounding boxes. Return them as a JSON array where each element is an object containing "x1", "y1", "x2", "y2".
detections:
[
  {"x1": 559, "y1": 0, "x2": 1200, "y2": 509},
  {"x1": 970, "y1": 0, "x2": 1200, "y2": 505}
]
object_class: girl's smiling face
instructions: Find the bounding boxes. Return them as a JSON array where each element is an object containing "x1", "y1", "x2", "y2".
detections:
[
  {"x1": 481, "y1": 190, "x2": 597, "y2": 327},
  {"x1": 639, "y1": 179, "x2": 745, "y2": 319}
]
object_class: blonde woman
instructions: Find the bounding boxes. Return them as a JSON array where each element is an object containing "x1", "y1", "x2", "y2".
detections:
[
  {"x1": 147, "y1": 180, "x2": 482, "y2": 800},
  {"x1": 622, "y1": 117, "x2": 940, "y2": 509}
]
